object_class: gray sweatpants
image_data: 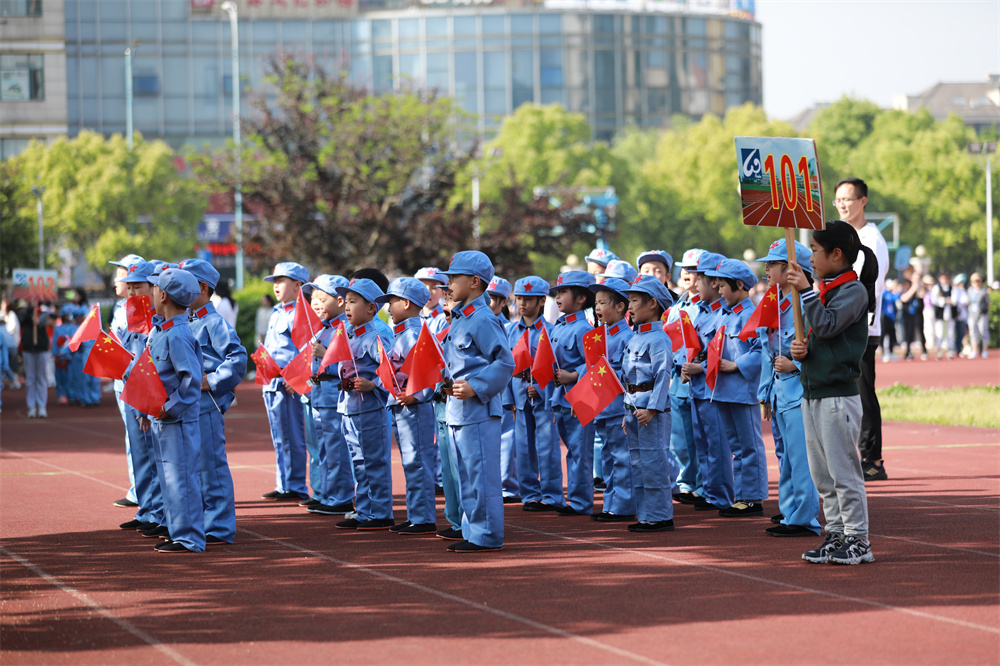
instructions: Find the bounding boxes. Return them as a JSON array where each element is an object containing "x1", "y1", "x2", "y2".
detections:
[{"x1": 801, "y1": 396, "x2": 869, "y2": 539}]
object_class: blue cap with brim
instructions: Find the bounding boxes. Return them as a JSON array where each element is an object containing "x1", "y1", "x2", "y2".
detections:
[
  {"x1": 589, "y1": 277, "x2": 632, "y2": 300},
  {"x1": 109, "y1": 253, "x2": 145, "y2": 269},
  {"x1": 693, "y1": 252, "x2": 727, "y2": 274},
  {"x1": 414, "y1": 267, "x2": 449, "y2": 285},
  {"x1": 440, "y1": 251, "x2": 495, "y2": 284},
  {"x1": 704, "y1": 258, "x2": 759, "y2": 290},
  {"x1": 264, "y1": 261, "x2": 310, "y2": 284},
  {"x1": 335, "y1": 278, "x2": 388, "y2": 305},
  {"x1": 584, "y1": 248, "x2": 619, "y2": 268},
  {"x1": 148, "y1": 268, "x2": 201, "y2": 308},
  {"x1": 636, "y1": 250, "x2": 674, "y2": 272},
  {"x1": 513, "y1": 276, "x2": 549, "y2": 297},
  {"x1": 760, "y1": 239, "x2": 813, "y2": 275},
  {"x1": 148, "y1": 260, "x2": 179, "y2": 278},
  {"x1": 598, "y1": 260, "x2": 638, "y2": 283},
  {"x1": 549, "y1": 270, "x2": 596, "y2": 295},
  {"x1": 487, "y1": 277, "x2": 513, "y2": 300},
  {"x1": 120, "y1": 260, "x2": 155, "y2": 283},
  {"x1": 626, "y1": 274, "x2": 675, "y2": 311},
  {"x1": 306, "y1": 274, "x2": 350, "y2": 297},
  {"x1": 387, "y1": 277, "x2": 430, "y2": 308},
  {"x1": 178, "y1": 258, "x2": 220, "y2": 289},
  {"x1": 677, "y1": 248, "x2": 706, "y2": 270}
]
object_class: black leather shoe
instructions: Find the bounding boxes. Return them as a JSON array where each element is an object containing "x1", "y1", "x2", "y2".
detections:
[
  {"x1": 435, "y1": 527, "x2": 464, "y2": 540},
  {"x1": 627, "y1": 520, "x2": 675, "y2": 532},
  {"x1": 591, "y1": 512, "x2": 635, "y2": 522},
  {"x1": 447, "y1": 540, "x2": 503, "y2": 553},
  {"x1": 765, "y1": 524, "x2": 815, "y2": 537},
  {"x1": 119, "y1": 519, "x2": 145, "y2": 530}
]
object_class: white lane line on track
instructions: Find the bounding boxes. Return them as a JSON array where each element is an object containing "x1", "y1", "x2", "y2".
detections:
[
  {"x1": 0, "y1": 546, "x2": 199, "y2": 666},
  {"x1": 867, "y1": 494, "x2": 1000, "y2": 513},
  {"x1": 237, "y1": 527, "x2": 670, "y2": 666},
  {"x1": 508, "y1": 525, "x2": 1000, "y2": 636},
  {"x1": 870, "y1": 534, "x2": 999, "y2": 557},
  {"x1": 2, "y1": 450, "x2": 124, "y2": 491}
]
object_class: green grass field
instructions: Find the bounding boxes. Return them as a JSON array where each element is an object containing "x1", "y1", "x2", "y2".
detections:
[{"x1": 877, "y1": 384, "x2": 1000, "y2": 429}]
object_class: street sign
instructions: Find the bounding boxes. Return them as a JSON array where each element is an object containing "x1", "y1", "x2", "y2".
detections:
[
  {"x1": 11, "y1": 268, "x2": 58, "y2": 302},
  {"x1": 736, "y1": 136, "x2": 825, "y2": 230}
]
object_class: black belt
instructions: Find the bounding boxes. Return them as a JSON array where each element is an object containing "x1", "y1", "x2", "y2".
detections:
[
  {"x1": 693, "y1": 352, "x2": 708, "y2": 363},
  {"x1": 514, "y1": 369, "x2": 531, "y2": 381},
  {"x1": 626, "y1": 382, "x2": 654, "y2": 393},
  {"x1": 312, "y1": 373, "x2": 338, "y2": 383},
  {"x1": 625, "y1": 404, "x2": 670, "y2": 413}
]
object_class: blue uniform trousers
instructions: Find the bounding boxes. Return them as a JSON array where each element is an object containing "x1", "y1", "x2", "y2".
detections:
[
  {"x1": 669, "y1": 394, "x2": 702, "y2": 495},
  {"x1": 691, "y1": 398, "x2": 735, "y2": 508},
  {"x1": 773, "y1": 407, "x2": 821, "y2": 532},
  {"x1": 718, "y1": 401, "x2": 768, "y2": 502},
  {"x1": 624, "y1": 410, "x2": 673, "y2": 523},
  {"x1": 124, "y1": 404, "x2": 163, "y2": 525},
  {"x1": 69, "y1": 351, "x2": 84, "y2": 404},
  {"x1": 313, "y1": 406, "x2": 355, "y2": 507},
  {"x1": 391, "y1": 402, "x2": 437, "y2": 525},
  {"x1": 152, "y1": 416, "x2": 206, "y2": 552},
  {"x1": 436, "y1": 402, "x2": 462, "y2": 530},
  {"x1": 263, "y1": 388, "x2": 308, "y2": 496},
  {"x1": 449, "y1": 418, "x2": 504, "y2": 548},
  {"x1": 499, "y1": 409, "x2": 519, "y2": 498},
  {"x1": 595, "y1": 416, "x2": 635, "y2": 516},
  {"x1": 302, "y1": 397, "x2": 321, "y2": 498},
  {"x1": 197, "y1": 404, "x2": 236, "y2": 542},
  {"x1": 115, "y1": 389, "x2": 138, "y2": 503},
  {"x1": 55, "y1": 363, "x2": 70, "y2": 400},
  {"x1": 552, "y1": 405, "x2": 594, "y2": 513},
  {"x1": 343, "y1": 409, "x2": 393, "y2": 522},
  {"x1": 593, "y1": 432, "x2": 611, "y2": 480},
  {"x1": 513, "y1": 402, "x2": 561, "y2": 505}
]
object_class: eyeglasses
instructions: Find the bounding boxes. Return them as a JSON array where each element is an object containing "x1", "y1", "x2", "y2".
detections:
[{"x1": 832, "y1": 198, "x2": 859, "y2": 205}]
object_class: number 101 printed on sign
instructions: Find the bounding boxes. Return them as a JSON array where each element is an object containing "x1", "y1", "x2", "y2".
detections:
[{"x1": 735, "y1": 137, "x2": 825, "y2": 231}]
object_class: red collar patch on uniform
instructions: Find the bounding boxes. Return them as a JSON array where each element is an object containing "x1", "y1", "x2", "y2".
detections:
[
  {"x1": 637, "y1": 322, "x2": 653, "y2": 333},
  {"x1": 462, "y1": 303, "x2": 477, "y2": 317},
  {"x1": 161, "y1": 320, "x2": 176, "y2": 331},
  {"x1": 690, "y1": 293, "x2": 701, "y2": 304},
  {"x1": 195, "y1": 306, "x2": 209, "y2": 319},
  {"x1": 609, "y1": 321, "x2": 623, "y2": 336},
  {"x1": 533, "y1": 318, "x2": 544, "y2": 330},
  {"x1": 779, "y1": 297, "x2": 791, "y2": 312},
  {"x1": 284, "y1": 302, "x2": 295, "y2": 312},
  {"x1": 710, "y1": 300, "x2": 722, "y2": 311},
  {"x1": 732, "y1": 303, "x2": 744, "y2": 314},
  {"x1": 353, "y1": 324, "x2": 367, "y2": 337},
  {"x1": 564, "y1": 313, "x2": 579, "y2": 324},
  {"x1": 393, "y1": 322, "x2": 406, "y2": 335}
]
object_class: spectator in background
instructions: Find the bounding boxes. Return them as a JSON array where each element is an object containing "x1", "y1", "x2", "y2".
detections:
[
  {"x1": 2, "y1": 298, "x2": 22, "y2": 387},
  {"x1": 967, "y1": 273, "x2": 990, "y2": 358},
  {"x1": 880, "y1": 278, "x2": 900, "y2": 362},
  {"x1": 952, "y1": 274, "x2": 970, "y2": 358},
  {"x1": 931, "y1": 272, "x2": 955, "y2": 359},
  {"x1": 19, "y1": 303, "x2": 51, "y2": 418},
  {"x1": 898, "y1": 274, "x2": 928, "y2": 361},
  {"x1": 212, "y1": 279, "x2": 239, "y2": 329},
  {"x1": 922, "y1": 275, "x2": 937, "y2": 353},
  {"x1": 255, "y1": 293, "x2": 275, "y2": 345}
]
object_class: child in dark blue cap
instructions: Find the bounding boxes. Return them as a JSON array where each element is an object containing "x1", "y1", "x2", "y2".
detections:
[{"x1": 487, "y1": 276, "x2": 519, "y2": 503}]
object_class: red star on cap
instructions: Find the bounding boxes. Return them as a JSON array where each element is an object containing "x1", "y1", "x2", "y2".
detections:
[
  {"x1": 557, "y1": 276, "x2": 564, "y2": 285},
  {"x1": 717, "y1": 260, "x2": 724, "y2": 270},
  {"x1": 524, "y1": 283, "x2": 533, "y2": 292},
  {"x1": 489, "y1": 280, "x2": 498, "y2": 289},
  {"x1": 427, "y1": 269, "x2": 436, "y2": 275},
  {"x1": 770, "y1": 240, "x2": 780, "y2": 249},
  {"x1": 128, "y1": 265, "x2": 136, "y2": 274},
  {"x1": 349, "y1": 279, "x2": 356, "y2": 286}
]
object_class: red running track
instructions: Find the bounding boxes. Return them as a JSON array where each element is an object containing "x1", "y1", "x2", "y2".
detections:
[{"x1": 1, "y1": 358, "x2": 997, "y2": 665}]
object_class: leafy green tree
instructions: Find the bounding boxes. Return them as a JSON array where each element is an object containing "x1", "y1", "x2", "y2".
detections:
[{"x1": 0, "y1": 159, "x2": 40, "y2": 281}]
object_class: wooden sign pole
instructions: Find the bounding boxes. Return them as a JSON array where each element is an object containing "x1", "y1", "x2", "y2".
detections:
[{"x1": 784, "y1": 227, "x2": 805, "y2": 342}]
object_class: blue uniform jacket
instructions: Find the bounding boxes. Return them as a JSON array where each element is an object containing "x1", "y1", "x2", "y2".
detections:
[
  {"x1": 387, "y1": 316, "x2": 432, "y2": 406},
  {"x1": 421, "y1": 304, "x2": 448, "y2": 336},
  {"x1": 263, "y1": 301, "x2": 297, "y2": 393},
  {"x1": 549, "y1": 311, "x2": 592, "y2": 409},
  {"x1": 666, "y1": 292, "x2": 701, "y2": 399},
  {"x1": 442, "y1": 294, "x2": 515, "y2": 426},
  {"x1": 503, "y1": 316, "x2": 552, "y2": 411},
  {"x1": 621, "y1": 322, "x2": 671, "y2": 412},
  {"x1": 337, "y1": 319, "x2": 392, "y2": 416},
  {"x1": 52, "y1": 323, "x2": 76, "y2": 363},
  {"x1": 148, "y1": 314, "x2": 204, "y2": 421},
  {"x1": 312, "y1": 313, "x2": 347, "y2": 409},
  {"x1": 712, "y1": 296, "x2": 762, "y2": 405},
  {"x1": 688, "y1": 297, "x2": 725, "y2": 401},
  {"x1": 110, "y1": 299, "x2": 129, "y2": 392},
  {"x1": 758, "y1": 290, "x2": 804, "y2": 412},
  {"x1": 188, "y1": 302, "x2": 247, "y2": 414},
  {"x1": 597, "y1": 319, "x2": 634, "y2": 418}
]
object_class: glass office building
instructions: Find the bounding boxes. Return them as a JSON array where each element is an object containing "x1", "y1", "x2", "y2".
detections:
[{"x1": 56, "y1": 0, "x2": 760, "y2": 148}]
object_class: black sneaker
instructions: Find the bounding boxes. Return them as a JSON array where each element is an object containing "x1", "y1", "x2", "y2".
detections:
[
  {"x1": 627, "y1": 520, "x2": 675, "y2": 532},
  {"x1": 719, "y1": 501, "x2": 764, "y2": 517},
  {"x1": 435, "y1": 527, "x2": 464, "y2": 541},
  {"x1": 446, "y1": 540, "x2": 503, "y2": 553},
  {"x1": 205, "y1": 535, "x2": 231, "y2": 546},
  {"x1": 435, "y1": 484, "x2": 445, "y2": 496},
  {"x1": 591, "y1": 512, "x2": 635, "y2": 522},
  {"x1": 802, "y1": 533, "x2": 844, "y2": 564},
  {"x1": 594, "y1": 478, "x2": 607, "y2": 491},
  {"x1": 261, "y1": 490, "x2": 282, "y2": 500},
  {"x1": 389, "y1": 521, "x2": 412, "y2": 533},
  {"x1": 155, "y1": 540, "x2": 195, "y2": 553},
  {"x1": 134, "y1": 521, "x2": 158, "y2": 532},
  {"x1": 673, "y1": 491, "x2": 699, "y2": 505},
  {"x1": 119, "y1": 519, "x2": 146, "y2": 530},
  {"x1": 555, "y1": 505, "x2": 586, "y2": 516},
  {"x1": 398, "y1": 523, "x2": 437, "y2": 535},
  {"x1": 299, "y1": 497, "x2": 320, "y2": 507},
  {"x1": 357, "y1": 519, "x2": 395, "y2": 530},
  {"x1": 765, "y1": 524, "x2": 816, "y2": 537},
  {"x1": 142, "y1": 525, "x2": 170, "y2": 539},
  {"x1": 307, "y1": 503, "x2": 344, "y2": 516},
  {"x1": 113, "y1": 498, "x2": 139, "y2": 508},
  {"x1": 828, "y1": 536, "x2": 875, "y2": 565},
  {"x1": 863, "y1": 461, "x2": 888, "y2": 482},
  {"x1": 770, "y1": 513, "x2": 784, "y2": 524}
]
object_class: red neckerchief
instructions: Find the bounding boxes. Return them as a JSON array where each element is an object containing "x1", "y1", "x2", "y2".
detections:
[{"x1": 818, "y1": 270, "x2": 858, "y2": 305}]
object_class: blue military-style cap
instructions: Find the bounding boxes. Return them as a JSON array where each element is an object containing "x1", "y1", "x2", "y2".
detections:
[
  {"x1": 693, "y1": 251, "x2": 727, "y2": 274},
  {"x1": 147, "y1": 260, "x2": 179, "y2": 278},
  {"x1": 584, "y1": 247, "x2": 619, "y2": 268},
  {"x1": 414, "y1": 266, "x2": 449, "y2": 285},
  {"x1": 636, "y1": 250, "x2": 674, "y2": 272},
  {"x1": 386, "y1": 276, "x2": 430, "y2": 308},
  {"x1": 626, "y1": 274, "x2": 675, "y2": 311},
  {"x1": 598, "y1": 259, "x2": 638, "y2": 283},
  {"x1": 513, "y1": 276, "x2": 549, "y2": 297},
  {"x1": 264, "y1": 261, "x2": 310, "y2": 284},
  {"x1": 440, "y1": 250, "x2": 495, "y2": 284},
  {"x1": 589, "y1": 277, "x2": 632, "y2": 300},
  {"x1": 178, "y1": 258, "x2": 220, "y2": 289},
  {"x1": 550, "y1": 270, "x2": 596, "y2": 295},
  {"x1": 677, "y1": 248, "x2": 706, "y2": 270},
  {"x1": 307, "y1": 274, "x2": 350, "y2": 297},
  {"x1": 108, "y1": 253, "x2": 145, "y2": 269},
  {"x1": 704, "y1": 258, "x2": 759, "y2": 290},
  {"x1": 487, "y1": 277, "x2": 513, "y2": 300},
  {"x1": 120, "y1": 259, "x2": 155, "y2": 283},
  {"x1": 760, "y1": 239, "x2": 813, "y2": 275},
  {"x1": 336, "y1": 278, "x2": 388, "y2": 305},
  {"x1": 148, "y1": 268, "x2": 201, "y2": 308}
]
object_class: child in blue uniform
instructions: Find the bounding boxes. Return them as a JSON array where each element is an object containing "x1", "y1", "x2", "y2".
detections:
[
  {"x1": 416, "y1": 267, "x2": 450, "y2": 336},
  {"x1": 180, "y1": 259, "x2": 247, "y2": 545},
  {"x1": 434, "y1": 292, "x2": 465, "y2": 540},
  {"x1": 262, "y1": 262, "x2": 311, "y2": 501},
  {"x1": 703, "y1": 258, "x2": 767, "y2": 518},
  {"x1": 141, "y1": 268, "x2": 205, "y2": 553},
  {"x1": 440, "y1": 251, "x2": 515, "y2": 552},
  {"x1": 305, "y1": 274, "x2": 356, "y2": 516},
  {"x1": 588, "y1": 277, "x2": 636, "y2": 522},
  {"x1": 621, "y1": 275, "x2": 675, "y2": 532},
  {"x1": 549, "y1": 270, "x2": 598, "y2": 516},
  {"x1": 385, "y1": 277, "x2": 438, "y2": 534},
  {"x1": 334, "y1": 278, "x2": 395, "y2": 530},
  {"x1": 52, "y1": 305, "x2": 76, "y2": 404},
  {"x1": 758, "y1": 239, "x2": 822, "y2": 537},
  {"x1": 585, "y1": 248, "x2": 620, "y2": 279},
  {"x1": 487, "y1": 277, "x2": 519, "y2": 503}
]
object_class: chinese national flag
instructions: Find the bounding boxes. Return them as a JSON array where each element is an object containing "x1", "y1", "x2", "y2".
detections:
[
  {"x1": 280, "y1": 346, "x2": 314, "y2": 395},
  {"x1": 376, "y1": 336, "x2": 399, "y2": 393},
  {"x1": 564, "y1": 356, "x2": 625, "y2": 426},
  {"x1": 530, "y1": 327, "x2": 557, "y2": 389},
  {"x1": 120, "y1": 348, "x2": 168, "y2": 416},
  {"x1": 320, "y1": 321, "x2": 352, "y2": 371},
  {"x1": 401, "y1": 322, "x2": 446, "y2": 396},
  {"x1": 582, "y1": 326, "x2": 607, "y2": 369},
  {"x1": 664, "y1": 310, "x2": 701, "y2": 362},
  {"x1": 738, "y1": 285, "x2": 779, "y2": 341},
  {"x1": 706, "y1": 326, "x2": 726, "y2": 392},
  {"x1": 435, "y1": 326, "x2": 449, "y2": 342},
  {"x1": 125, "y1": 295, "x2": 154, "y2": 334},
  {"x1": 251, "y1": 345, "x2": 281, "y2": 385},
  {"x1": 68, "y1": 304, "x2": 101, "y2": 352},
  {"x1": 511, "y1": 329, "x2": 533, "y2": 376},
  {"x1": 291, "y1": 289, "x2": 324, "y2": 350},
  {"x1": 83, "y1": 332, "x2": 134, "y2": 380}
]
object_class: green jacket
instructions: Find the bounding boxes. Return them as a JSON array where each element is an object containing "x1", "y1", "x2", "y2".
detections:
[{"x1": 799, "y1": 275, "x2": 869, "y2": 399}]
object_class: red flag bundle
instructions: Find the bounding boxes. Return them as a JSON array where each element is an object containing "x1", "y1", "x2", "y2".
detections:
[
  {"x1": 564, "y1": 356, "x2": 625, "y2": 426},
  {"x1": 83, "y1": 332, "x2": 134, "y2": 380},
  {"x1": 706, "y1": 326, "x2": 726, "y2": 392},
  {"x1": 582, "y1": 326, "x2": 607, "y2": 369},
  {"x1": 320, "y1": 321, "x2": 353, "y2": 371},
  {"x1": 738, "y1": 285, "x2": 779, "y2": 341},
  {"x1": 376, "y1": 336, "x2": 399, "y2": 393},
  {"x1": 68, "y1": 304, "x2": 101, "y2": 352},
  {"x1": 664, "y1": 310, "x2": 701, "y2": 362},
  {"x1": 251, "y1": 345, "x2": 281, "y2": 385},
  {"x1": 125, "y1": 295, "x2": 154, "y2": 334},
  {"x1": 120, "y1": 348, "x2": 168, "y2": 416},
  {"x1": 401, "y1": 321, "x2": 446, "y2": 396},
  {"x1": 511, "y1": 329, "x2": 533, "y2": 376},
  {"x1": 530, "y1": 327, "x2": 557, "y2": 389},
  {"x1": 291, "y1": 289, "x2": 324, "y2": 349},
  {"x1": 281, "y1": 346, "x2": 314, "y2": 395}
]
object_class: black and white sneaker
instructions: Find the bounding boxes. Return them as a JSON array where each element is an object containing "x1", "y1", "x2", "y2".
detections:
[
  {"x1": 828, "y1": 536, "x2": 875, "y2": 565},
  {"x1": 802, "y1": 533, "x2": 844, "y2": 564}
]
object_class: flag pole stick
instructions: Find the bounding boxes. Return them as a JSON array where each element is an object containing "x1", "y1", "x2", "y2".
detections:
[{"x1": 785, "y1": 228, "x2": 805, "y2": 342}]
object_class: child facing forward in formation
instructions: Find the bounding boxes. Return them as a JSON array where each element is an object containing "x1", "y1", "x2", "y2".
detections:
[{"x1": 788, "y1": 220, "x2": 878, "y2": 566}]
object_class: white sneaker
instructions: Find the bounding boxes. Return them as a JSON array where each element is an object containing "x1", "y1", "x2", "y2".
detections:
[
  {"x1": 983, "y1": 351, "x2": 990, "y2": 359},
  {"x1": 27, "y1": 408, "x2": 36, "y2": 418},
  {"x1": 37, "y1": 408, "x2": 47, "y2": 418},
  {"x1": 11, "y1": 380, "x2": 21, "y2": 389}
]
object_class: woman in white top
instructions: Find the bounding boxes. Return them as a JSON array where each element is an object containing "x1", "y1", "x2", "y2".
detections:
[{"x1": 211, "y1": 279, "x2": 239, "y2": 329}]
